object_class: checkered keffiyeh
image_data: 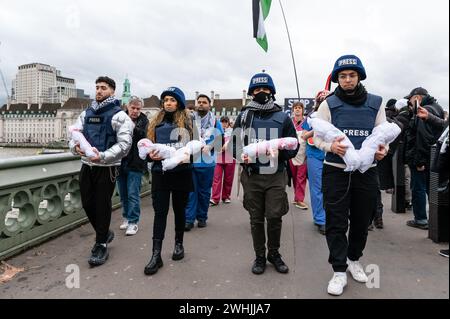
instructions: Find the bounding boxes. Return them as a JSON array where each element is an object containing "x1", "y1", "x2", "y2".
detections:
[{"x1": 91, "y1": 96, "x2": 117, "y2": 111}]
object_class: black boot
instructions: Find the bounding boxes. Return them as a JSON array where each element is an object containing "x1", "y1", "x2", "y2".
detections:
[
  {"x1": 91, "y1": 230, "x2": 114, "y2": 253},
  {"x1": 88, "y1": 244, "x2": 109, "y2": 267},
  {"x1": 172, "y1": 231, "x2": 185, "y2": 261},
  {"x1": 252, "y1": 256, "x2": 267, "y2": 275},
  {"x1": 268, "y1": 251, "x2": 289, "y2": 274},
  {"x1": 374, "y1": 217, "x2": 384, "y2": 229},
  {"x1": 144, "y1": 239, "x2": 163, "y2": 275}
]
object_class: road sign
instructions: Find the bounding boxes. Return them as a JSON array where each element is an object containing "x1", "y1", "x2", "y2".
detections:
[{"x1": 284, "y1": 98, "x2": 315, "y2": 116}]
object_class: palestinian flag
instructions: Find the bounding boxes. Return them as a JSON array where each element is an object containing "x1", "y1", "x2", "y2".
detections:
[{"x1": 253, "y1": 0, "x2": 272, "y2": 52}]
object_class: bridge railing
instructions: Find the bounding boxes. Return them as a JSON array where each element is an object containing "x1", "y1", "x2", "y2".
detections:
[{"x1": 0, "y1": 154, "x2": 151, "y2": 259}]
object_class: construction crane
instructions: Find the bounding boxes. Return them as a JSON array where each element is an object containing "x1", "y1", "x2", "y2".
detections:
[{"x1": 0, "y1": 41, "x2": 11, "y2": 104}]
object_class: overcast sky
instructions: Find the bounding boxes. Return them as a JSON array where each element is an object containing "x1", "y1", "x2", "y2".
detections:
[{"x1": 0, "y1": 0, "x2": 449, "y2": 109}]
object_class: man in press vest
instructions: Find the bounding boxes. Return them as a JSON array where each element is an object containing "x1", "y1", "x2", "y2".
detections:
[{"x1": 70, "y1": 76, "x2": 134, "y2": 267}]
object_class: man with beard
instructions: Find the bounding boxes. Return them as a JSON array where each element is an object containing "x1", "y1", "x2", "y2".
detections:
[
  {"x1": 313, "y1": 56, "x2": 388, "y2": 296},
  {"x1": 70, "y1": 76, "x2": 134, "y2": 267},
  {"x1": 231, "y1": 72, "x2": 299, "y2": 275},
  {"x1": 184, "y1": 94, "x2": 224, "y2": 231}
]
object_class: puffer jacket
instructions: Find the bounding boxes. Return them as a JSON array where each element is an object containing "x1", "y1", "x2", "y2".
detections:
[{"x1": 69, "y1": 105, "x2": 134, "y2": 167}]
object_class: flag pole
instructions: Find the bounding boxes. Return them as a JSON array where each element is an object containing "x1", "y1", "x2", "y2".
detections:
[{"x1": 278, "y1": 0, "x2": 301, "y2": 100}]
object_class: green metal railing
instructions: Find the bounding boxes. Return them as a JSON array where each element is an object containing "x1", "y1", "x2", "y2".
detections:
[{"x1": 0, "y1": 154, "x2": 151, "y2": 259}]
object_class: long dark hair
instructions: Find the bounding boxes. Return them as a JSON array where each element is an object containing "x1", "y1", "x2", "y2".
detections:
[{"x1": 147, "y1": 109, "x2": 193, "y2": 143}]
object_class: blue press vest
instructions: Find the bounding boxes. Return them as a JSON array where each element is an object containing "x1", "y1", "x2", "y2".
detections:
[
  {"x1": 246, "y1": 111, "x2": 287, "y2": 173},
  {"x1": 325, "y1": 94, "x2": 382, "y2": 165},
  {"x1": 84, "y1": 100, "x2": 122, "y2": 152},
  {"x1": 152, "y1": 120, "x2": 191, "y2": 173}
]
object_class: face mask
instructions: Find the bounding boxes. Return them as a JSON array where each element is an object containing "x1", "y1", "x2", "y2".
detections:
[{"x1": 253, "y1": 92, "x2": 272, "y2": 105}]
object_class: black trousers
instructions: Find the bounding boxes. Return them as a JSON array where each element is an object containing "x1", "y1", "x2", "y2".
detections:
[
  {"x1": 322, "y1": 165, "x2": 379, "y2": 272},
  {"x1": 152, "y1": 190, "x2": 190, "y2": 240},
  {"x1": 80, "y1": 165, "x2": 117, "y2": 244},
  {"x1": 372, "y1": 189, "x2": 384, "y2": 220},
  {"x1": 241, "y1": 170, "x2": 289, "y2": 257},
  {"x1": 249, "y1": 217, "x2": 283, "y2": 257}
]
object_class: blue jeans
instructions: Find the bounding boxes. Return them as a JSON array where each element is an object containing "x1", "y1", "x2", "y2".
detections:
[
  {"x1": 185, "y1": 166, "x2": 215, "y2": 224},
  {"x1": 307, "y1": 157, "x2": 326, "y2": 226},
  {"x1": 410, "y1": 167, "x2": 429, "y2": 224},
  {"x1": 117, "y1": 167, "x2": 143, "y2": 224}
]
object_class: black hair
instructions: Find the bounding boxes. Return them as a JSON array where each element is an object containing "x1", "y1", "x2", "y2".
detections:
[
  {"x1": 386, "y1": 99, "x2": 397, "y2": 109},
  {"x1": 96, "y1": 76, "x2": 116, "y2": 90},
  {"x1": 220, "y1": 116, "x2": 230, "y2": 123},
  {"x1": 292, "y1": 101, "x2": 304, "y2": 109},
  {"x1": 197, "y1": 94, "x2": 211, "y2": 104}
]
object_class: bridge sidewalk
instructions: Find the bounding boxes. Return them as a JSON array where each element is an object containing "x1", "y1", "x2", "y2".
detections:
[{"x1": 0, "y1": 180, "x2": 448, "y2": 299}]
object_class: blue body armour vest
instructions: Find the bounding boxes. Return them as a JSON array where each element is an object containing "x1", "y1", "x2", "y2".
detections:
[
  {"x1": 246, "y1": 111, "x2": 287, "y2": 173},
  {"x1": 325, "y1": 94, "x2": 382, "y2": 165},
  {"x1": 153, "y1": 120, "x2": 190, "y2": 172},
  {"x1": 84, "y1": 100, "x2": 122, "y2": 152}
]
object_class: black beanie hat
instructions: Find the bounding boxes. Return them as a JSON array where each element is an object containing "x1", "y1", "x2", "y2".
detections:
[{"x1": 386, "y1": 99, "x2": 397, "y2": 109}]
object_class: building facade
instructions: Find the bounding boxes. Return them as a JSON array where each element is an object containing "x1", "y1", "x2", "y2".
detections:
[
  {"x1": 49, "y1": 76, "x2": 77, "y2": 104},
  {"x1": 12, "y1": 63, "x2": 78, "y2": 105},
  {"x1": 0, "y1": 99, "x2": 89, "y2": 144},
  {"x1": 76, "y1": 89, "x2": 90, "y2": 100},
  {"x1": 187, "y1": 90, "x2": 250, "y2": 122},
  {"x1": 0, "y1": 91, "x2": 249, "y2": 145},
  {"x1": 0, "y1": 97, "x2": 160, "y2": 145},
  {"x1": 0, "y1": 105, "x2": 59, "y2": 144}
]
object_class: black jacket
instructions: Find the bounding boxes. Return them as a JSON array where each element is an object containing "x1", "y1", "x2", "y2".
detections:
[
  {"x1": 121, "y1": 112, "x2": 149, "y2": 172},
  {"x1": 426, "y1": 113, "x2": 449, "y2": 131},
  {"x1": 405, "y1": 96, "x2": 445, "y2": 168},
  {"x1": 389, "y1": 107, "x2": 412, "y2": 157}
]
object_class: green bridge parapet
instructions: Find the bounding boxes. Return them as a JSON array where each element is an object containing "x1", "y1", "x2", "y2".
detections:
[{"x1": 0, "y1": 154, "x2": 151, "y2": 259}]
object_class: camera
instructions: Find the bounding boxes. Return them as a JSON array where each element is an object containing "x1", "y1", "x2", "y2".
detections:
[{"x1": 413, "y1": 99, "x2": 419, "y2": 115}]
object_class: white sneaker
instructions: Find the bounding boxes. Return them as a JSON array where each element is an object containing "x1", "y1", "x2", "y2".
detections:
[
  {"x1": 347, "y1": 259, "x2": 368, "y2": 283},
  {"x1": 126, "y1": 223, "x2": 139, "y2": 236},
  {"x1": 119, "y1": 219, "x2": 129, "y2": 230},
  {"x1": 224, "y1": 199, "x2": 231, "y2": 204},
  {"x1": 327, "y1": 272, "x2": 347, "y2": 296}
]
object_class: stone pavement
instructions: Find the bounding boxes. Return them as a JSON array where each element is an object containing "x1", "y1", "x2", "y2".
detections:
[{"x1": 0, "y1": 176, "x2": 448, "y2": 299}]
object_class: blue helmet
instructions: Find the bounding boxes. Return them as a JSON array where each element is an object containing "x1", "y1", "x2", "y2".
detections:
[
  {"x1": 331, "y1": 55, "x2": 367, "y2": 83},
  {"x1": 248, "y1": 73, "x2": 276, "y2": 96},
  {"x1": 160, "y1": 87, "x2": 186, "y2": 110}
]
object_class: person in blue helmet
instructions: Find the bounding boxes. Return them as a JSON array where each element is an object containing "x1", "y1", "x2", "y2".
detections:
[
  {"x1": 314, "y1": 55, "x2": 388, "y2": 296},
  {"x1": 144, "y1": 87, "x2": 197, "y2": 276},
  {"x1": 231, "y1": 72, "x2": 299, "y2": 275}
]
